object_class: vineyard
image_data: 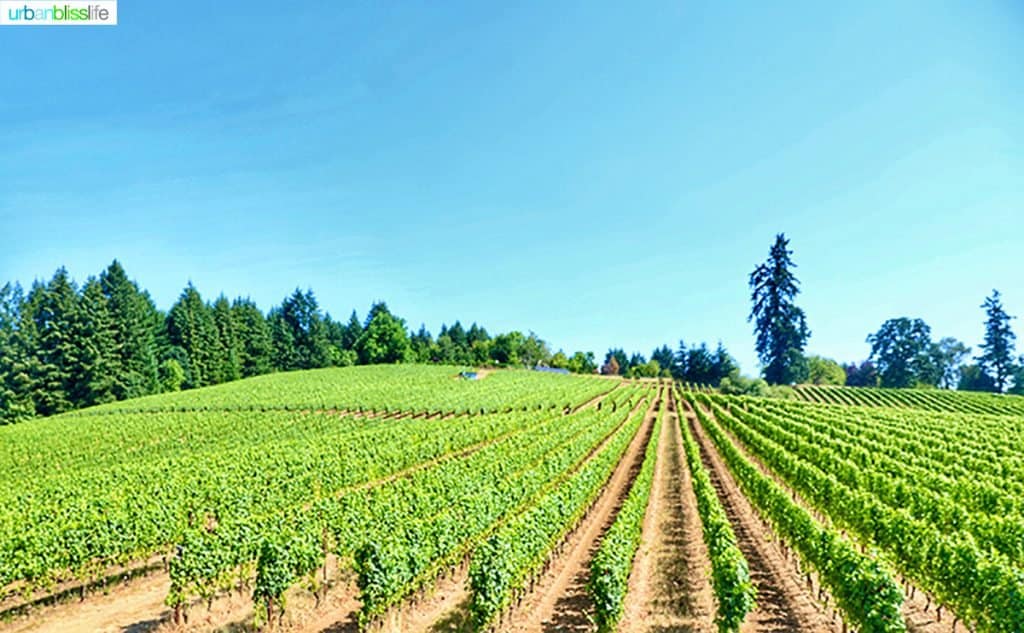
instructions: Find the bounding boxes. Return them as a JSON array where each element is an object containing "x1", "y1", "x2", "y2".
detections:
[
  {"x1": 792, "y1": 384, "x2": 1024, "y2": 416},
  {"x1": 1, "y1": 365, "x2": 1023, "y2": 633}
]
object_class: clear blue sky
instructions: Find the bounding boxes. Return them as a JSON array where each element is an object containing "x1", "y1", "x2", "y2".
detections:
[{"x1": 2, "y1": 1, "x2": 1022, "y2": 373}]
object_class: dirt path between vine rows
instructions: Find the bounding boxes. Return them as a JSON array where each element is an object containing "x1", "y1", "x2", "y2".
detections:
[
  {"x1": 0, "y1": 420, "x2": 520, "y2": 633},
  {"x1": 683, "y1": 402, "x2": 833, "y2": 633},
  {"x1": 620, "y1": 390, "x2": 713, "y2": 633},
  {"x1": 498, "y1": 388, "x2": 660, "y2": 632},
  {"x1": 310, "y1": 391, "x2": 658, "y2": 633},
  {"x1": 712, "y1": 402, "x2": 956, "y2": 633}
]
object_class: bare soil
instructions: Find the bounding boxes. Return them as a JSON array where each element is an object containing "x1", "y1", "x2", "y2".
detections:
[
  {"x1": 499, "y1": 389, "x2": 660, "y2": 632},
  {"x1": 682, "y1": 403, "x2": 833, "y2": 633},
  {"x1": 709, "y1": 405, "x2": 957, "y2": 633},
  {"x1": 12, "y1": 388, "x2": 954, "y2": 633},
  {"x1": 620, "y1": 390, "x2": 713, "y2": 633}
]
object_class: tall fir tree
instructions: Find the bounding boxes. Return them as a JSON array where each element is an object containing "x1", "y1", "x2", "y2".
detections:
[
  {"x1": 410, "y1": 325, "x2": 434, "y2": 363},
  {"x1": 280, "y1": 289, "x2": 332, "y2": 369},
  {"x1": 269, "y1": 307, "x2": 299, "y2": 371},
  {"x1": 748, "y1": 234, "x2": 811, "y2": 384},
  {"x1": 28, "y1": 270, "x2": 80, "y2": 416},
  {"x1": 100, "y1": 261, "x2": 159, "y2": 399},
  {"x1": 210, "y1": 295, "x2": 241, "y2": 384},
  {"x1": 232, "y1": 298, "x2": 274, "y2": 377},
  {"x1": 0, "y1": 283, "x2": 36, "y2": 423},
  {"x1": 73, "y1": 279, "x2": 118, "y2": 406},
  {"x1": 466, "y1": 323, "x2": 489, "y2": 345},
  {"x1": 341, "y1": 310, "x2": 362, "y2": 351},
  {"x1": 651, "y1": 345, "x2": 675, "y2": 373},
  {"x1": 166, "y1": 284, "x2": 218, "y2": 388},
  {"x1": 978, "y1": 290, "x2": 1017, "y2": 393}
]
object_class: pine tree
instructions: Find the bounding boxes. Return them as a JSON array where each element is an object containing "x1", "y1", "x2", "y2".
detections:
[
  {"x1": 341, "y1": 310, "x2": 362, "y2": 351},
  {"x1": 232, "y1": 298, "x2": 274, "y2": 377},
  {"x1": 978, "y1": 290, "x2": 1017, "y2": 393},
  {"x1": 269, "y1": 307, "x2": 299, "y2": 371},
  {"x1": 466, "y1": 323, "x2": 490, "y2": 345},
  {"x1": 711, "y1": 342, "x2": 737, "y2": 385},
  {"x1": 210, "y1": 295, "x2": 241, "y2": 384},
  {"x1": 748, "y1": 234, "x2": 811, "y2": 384},
  {"x1": 410, "y1": 325, "x2": 434, "y2": 362},
  {"x1": 280, "y1": 289, "x2": 331, "y2": 369},
  {"x1": 166, "y1": 284, "x2": 217, "y2": 388},
  {"x1": 74, "y1": 279, "x2": 118, "y2": 406},
  {"x1": 672, "y1": 340, "x2": 688, "y2": 380},
  {"x1": 0, "y1": 283, "x2": 36, "y2": 423},
  {"x1": 100, "y1": 261, "x2": 159, "y2": 399},
  {"x1": 443, "y1": 321, "x2": 473, "y2": 364},
  {"x1": 28, "y1": 270, "x2": 80, "y2": 415}
]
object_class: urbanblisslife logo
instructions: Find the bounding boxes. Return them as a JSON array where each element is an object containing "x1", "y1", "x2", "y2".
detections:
[{"x1": 0, "y1": 1, "x2": 117, "y2": 25}]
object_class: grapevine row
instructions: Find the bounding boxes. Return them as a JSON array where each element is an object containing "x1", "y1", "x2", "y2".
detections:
[
  {"x1": 587, "y1": 395, "x2": 663, "y2": 631},
  {"x1": 711, "y1": 395, "x2": 1024, "y2": 630},
  {"x1": 468, "y1": 397, "x2": 651, "y2": 628},
  {"x1": 684, "y1": 393, "x2": 906, "y2": 633},
  {"x1": 677, "y1": 392, "x2": 756, "y2": 632}
]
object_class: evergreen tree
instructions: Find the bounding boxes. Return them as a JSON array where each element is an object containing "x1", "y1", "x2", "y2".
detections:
[
  {"x1": 466, "y1": 323, "x2": 490, "y2": 345},
  {"x1": 280, "y1": 289, "x2": 331, "y2": 369},
  {"x1": 73, "y1": 279, "x2": 118, "y2": 406},
  {"x1": 322, "y1": 313, "x2": 347, "y2": 361},
  {"x1": 166, "y1": 284, "x2": 218, "y2": 388},
  {"x1": 604, "y1": 349, "x2": 628, "y2": 376},
  {"x1": 28, "y1": 270, "x2": 80, "y2": 415},
  {"x1": 269, "y1": 308, "x2": 299, "y2": 371},
  {"x1": 445, "y1": 321, "x2": 472, "y2": 363},
  {"x1": 410, "y1": 325, "x2": 434, "y2": 363},
  {"x1": 232, "y1": 298, "x2": 274, "y2": 377},
  {"x1": 672, "y1": 340, "x2": 689, "y2": 380},
  {"x1": 100, "y1": 261, "x2": 160, "y2": 399},
  {"x1": 355, "y1": 304, "x2": 413, "y2": 364},
  {"x1": 748, "y1": 234, "x2": 811, "y2": 384},
  {"x1": 711, "y1": 342, "x2": 737, "y2": 385},
  {"x1": 341, "y1": 310, "x2": 362, "y2": 351},
  {"x1": 958, "y1": 364, "x2": 997, "y2": 393},
  {"x1": 686, "y1": 344, "x2": 715, "y2": 384},
  {"x1": 435, "y1": 331, "x2": 464, "y2": 364},
  {"x1": 210, "y1": 295, "x2": 241, "y2": 384},
  {"x1": 978, "y1": 290, "x2": 1017, "y2": 393},
  {"x1": 0, "y1": 283, "x2": 36, "y2": 423},
  {"x1": 1009, "y1": 360, "x2": 1024, "y2": 396},
  {"x1": 651, "y1": 345, "x2": 675, "y2": 373}
]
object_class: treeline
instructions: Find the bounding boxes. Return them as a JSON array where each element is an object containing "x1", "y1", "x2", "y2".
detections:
[
  {"x1": 844, "y1": 293, "x2": 1023, "y2": 394},
  {"x1": 746, "y1": 234, "x2": 1022, "y2": 394},
  {"x1": 599, "y1": 341, "x2": 737, "y2": 383},
  {"x1": 0, "y1": 261, "x2": 594, "y2": 423}
]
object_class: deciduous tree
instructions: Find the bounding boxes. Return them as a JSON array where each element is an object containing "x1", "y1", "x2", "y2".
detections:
[
  {"x1": 806, "y1": 355, "x2": 846, "y2": 385},
  {"x1": 867, "y1": 318, "x2": 933, "y2": 388}
]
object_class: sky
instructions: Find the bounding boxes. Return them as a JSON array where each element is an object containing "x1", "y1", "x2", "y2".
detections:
[{"x1": 2, "y1": 1, "x2": 1022, "y2": 374}]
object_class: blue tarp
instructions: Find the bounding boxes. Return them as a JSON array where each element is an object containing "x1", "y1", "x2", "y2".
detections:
[{"x1": 533, "y1": 366, "x2": 570, "y2": 375}]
